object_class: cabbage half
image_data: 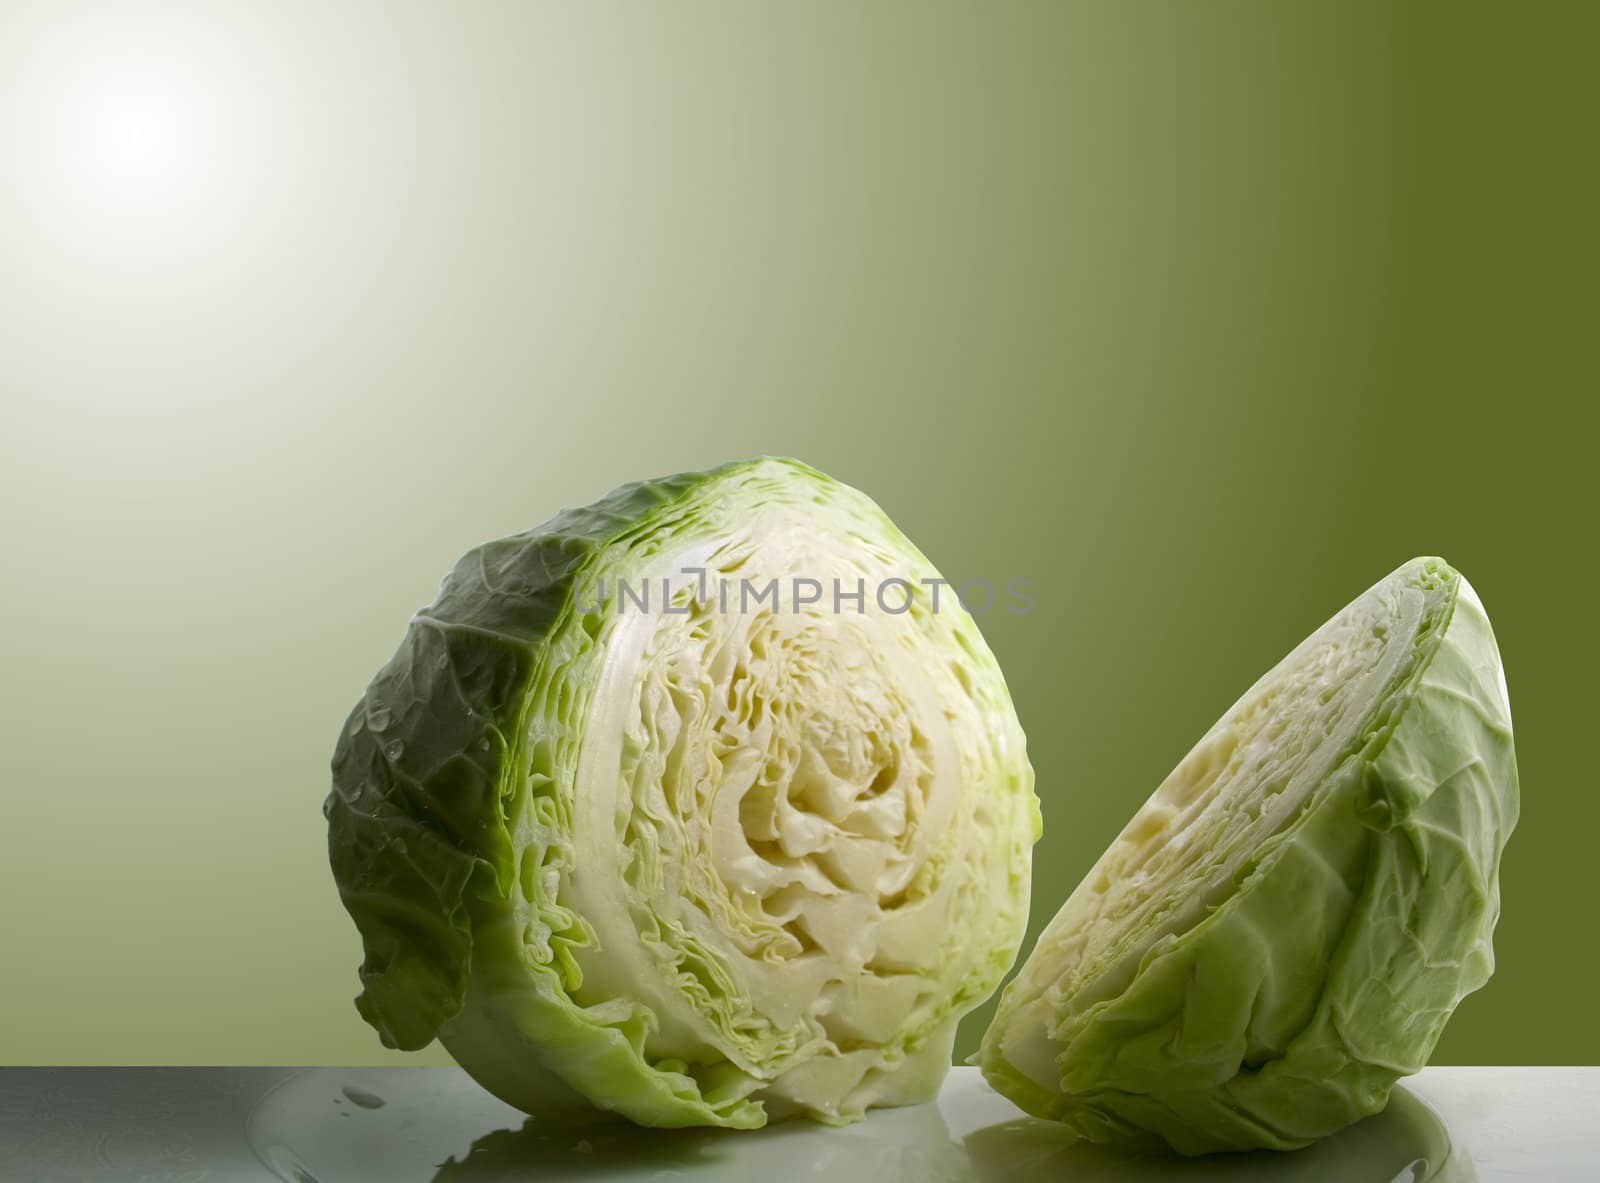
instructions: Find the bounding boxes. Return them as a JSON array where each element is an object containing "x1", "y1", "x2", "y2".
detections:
[
  {"x1": 979, "y1": 557, "x2": 1517, "y2": 1154},
  {"x1": 326, "y1": 458, "x2": 1039, "y2": 1128}
]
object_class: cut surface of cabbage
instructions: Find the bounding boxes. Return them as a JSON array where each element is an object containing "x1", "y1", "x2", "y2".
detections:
[{"x1": 326, "y1": 458, "x2": 1039, "y2": 1127}]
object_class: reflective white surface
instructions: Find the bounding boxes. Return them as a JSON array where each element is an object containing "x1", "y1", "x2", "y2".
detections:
[
  {"x1": 2, "y1": 1066, "x2": 1594, "y2": 1182},
  {"x1": 249, "y1": 1065, "x2": 1469, "y2": 1183}
]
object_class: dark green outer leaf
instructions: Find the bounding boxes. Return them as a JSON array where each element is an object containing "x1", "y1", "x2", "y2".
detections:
[{"x1": 325, "y1": 465, "x2": 736, "y2": 1050}]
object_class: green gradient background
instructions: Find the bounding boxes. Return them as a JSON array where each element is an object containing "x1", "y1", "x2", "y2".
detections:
[{"x1": 1, "y1": 2, "x2": 1593, "y2": 1069}]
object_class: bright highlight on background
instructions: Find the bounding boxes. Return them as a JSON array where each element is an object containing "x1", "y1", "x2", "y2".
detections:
[
  {"x1": 3, "y1": 11, "x2": 275, "y2": 260},
  {"x1": 88, "y1": 90, "x2": 185, "y2": 186},
  {"x1": 0, "y1": 6, "x2": 293, "y2": 450}
]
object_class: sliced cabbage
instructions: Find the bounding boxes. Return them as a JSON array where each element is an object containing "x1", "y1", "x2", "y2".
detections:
[
  {"x1": 326, "y1": 458, "x2": 1039, "y2": 1128},
  {"x1": 979, "y1": 557, "x2": 1517, "y2": 1154}
]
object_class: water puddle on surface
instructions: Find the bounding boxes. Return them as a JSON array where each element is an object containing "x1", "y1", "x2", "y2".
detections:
[{"x1": 248, "y1": 1068, "x2": 526, "y2": 1183}]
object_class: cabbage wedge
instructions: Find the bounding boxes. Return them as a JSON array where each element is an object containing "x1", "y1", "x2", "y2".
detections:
[{"x1": 980, "y1": 557, "x2": 1517, "y2": 1154}]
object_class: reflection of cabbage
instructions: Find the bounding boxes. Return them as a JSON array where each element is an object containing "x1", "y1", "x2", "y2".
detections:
[
  {"x1": 429, "y1": 1088, "x2": 970, "y2": 1183},
  {"x1": 980, "y1": 558, "x2": 1517, "y2": 1154},
  {"x1": 326, "y1": 459, "x2": 1039, "y2": 1128},
  {"x1": 962, "y1": 1084, "x2": 1471, "y2": 1182}
]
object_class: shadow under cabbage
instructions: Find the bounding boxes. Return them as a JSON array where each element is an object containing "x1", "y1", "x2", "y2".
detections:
[{"x1": 961, "y1": 1086, "x2": 1473, "y2": 1183}]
